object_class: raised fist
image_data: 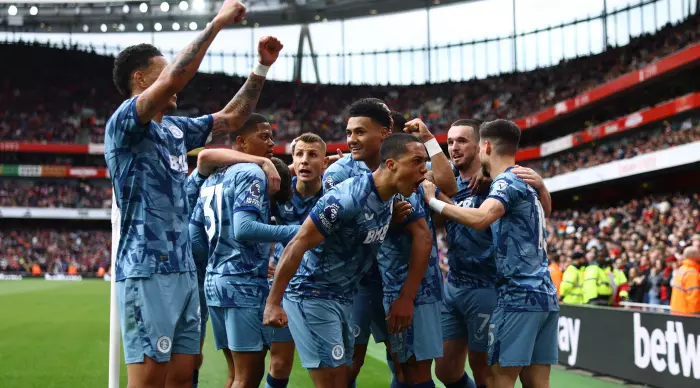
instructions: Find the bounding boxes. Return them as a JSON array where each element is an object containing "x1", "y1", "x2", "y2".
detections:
[
  {"x1": 258, "y1": 36, "x2": 284, "y2": 66},
  {"x1": 215, "y1": 0, "x2": 246, "y2": 26}
]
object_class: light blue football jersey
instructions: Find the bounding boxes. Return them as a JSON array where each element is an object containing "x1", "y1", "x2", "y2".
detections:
[
  {"x1": 377, "y1": 185, "x2": 443, "y2": 305},
  {"x1": 271, "y1": 176, "x2": 323, "y2": 264},
  {"x1": 192, "y1": 163, "x2": 272, "y2": 308},
  {"x1": 445, "y1": 175, "x2": 497, "y2": 288},
  {"x1": 105, "y1": 96, "x2": 212, "y2": 280},
  {"x1": 286, "y1": 173, "x2": 394, "y2": 304},
  {"x1": 487, "y1": 167, "x2": 559, "y2": 312}
]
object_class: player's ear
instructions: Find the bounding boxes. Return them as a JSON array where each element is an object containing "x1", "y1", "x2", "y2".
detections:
[
  {"x1": 322, "y1": 156, "x2": 329, "y2": 169},
  {"x1": 380, "y1": 127, "x2": 389, "y2": 140},
  {"x1": 385, "y1": 158, "x2": 397, "y2": 173},
  {"x1": 236, "y1": 135, "x2": 246, "y2": 151},
  {"x1": 133, "y1": 70, "x2": 147, "y2": 90}
]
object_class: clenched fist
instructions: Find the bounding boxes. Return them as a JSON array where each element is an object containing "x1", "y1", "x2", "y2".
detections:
[
  {"x1": 214, "y1": 0, "x2": 246, "y2": 27},
  {"x1": 258, "y1": 36, "x2": 284, "y2": 66}
]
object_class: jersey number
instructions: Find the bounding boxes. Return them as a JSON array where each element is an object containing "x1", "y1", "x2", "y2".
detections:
[
  {"x1": 201, "y1": 184, "x2": 223, "y2": 241},
  {"x1": 535, "y1": 200, "x2": 547, "y2": 252}
]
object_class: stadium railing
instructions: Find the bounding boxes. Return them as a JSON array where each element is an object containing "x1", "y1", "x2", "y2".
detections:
[
  {"x1": 558, "y1": 304, "x2": 700, "y2": 388},
  {"x1": 620, "y1": 300, "x2": 672, "y2": 312}
]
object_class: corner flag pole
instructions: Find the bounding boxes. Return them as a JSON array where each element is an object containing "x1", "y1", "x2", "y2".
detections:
[{"x1": 108, "y1": 191, "x2": 121, "y2": 388}]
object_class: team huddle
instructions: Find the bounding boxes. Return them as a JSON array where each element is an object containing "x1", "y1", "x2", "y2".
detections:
[{"x1": 105, "y1": 2, "x2": 559, "y2": 388}]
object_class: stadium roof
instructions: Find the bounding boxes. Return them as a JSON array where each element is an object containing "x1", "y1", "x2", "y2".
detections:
[{"x1": 0, "y1": 0, "x2": 474, "y2": 34}]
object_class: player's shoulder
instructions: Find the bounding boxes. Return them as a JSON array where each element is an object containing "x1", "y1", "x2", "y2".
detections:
[
  {"x1": 107, "y1": 96, "x2": 138, "y2": 126},
  {"x1": 491, "y1": 170, "x2": 526, "y2": 192},
  {"x1": 228, "y1": 162, "x2": 264, "y2": 179}
]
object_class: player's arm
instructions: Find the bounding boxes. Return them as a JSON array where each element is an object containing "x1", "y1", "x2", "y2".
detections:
[
  {"x1": 264, "y1": 217, "x2": 326, "y2": 327},
  {"x1": 428, "y1": 192, "x2": 453, "y2": 228},
  {"x1": 197, "y1": 149, "x2": 281, "y2": 192},
  {"x1": 405, "y1": 118, "x2": 457, "y2": 197},
  {"x1": 387, "y1": 217, "x2": 432, "y2": 333},
  {"x1": 422, "y1": 181, "x2": 504, "y2": 231},
  {"x1": 135, "y1": 1, "x2": 246, "y2": 124},
  {"x1": 512, "y1": 166, "x2": 551, "y2": 217},
  {"x1": 233, "y1": 211, "x2": 300, "y2": 243},
  {"x1": 189, "y1": 200, "x2": 209, "y2": 269}
]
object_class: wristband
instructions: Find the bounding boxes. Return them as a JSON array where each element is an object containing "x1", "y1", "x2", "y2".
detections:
[
  {"x1": 424, "y1": 138, "x2": 442, "y2": 157},
  {"x1": 253, "y1": 62, "x2": 270, "y2": 77},
  {"x1": 428, "y1": 198, "x2": 446, "y2": 214}
]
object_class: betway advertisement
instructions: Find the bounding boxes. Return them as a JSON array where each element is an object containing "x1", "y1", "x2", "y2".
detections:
[{"x1": 558, "y1": 305, "x2": 700, "y2": 388}]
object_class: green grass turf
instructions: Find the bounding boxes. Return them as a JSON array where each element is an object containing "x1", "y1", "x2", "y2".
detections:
[{"x1": 0, "y1": 280, "x2": 624, "y2": 387}]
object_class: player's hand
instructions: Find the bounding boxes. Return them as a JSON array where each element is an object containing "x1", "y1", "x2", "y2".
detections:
[
  {"x1": 467, "y1": 168, "x2": 491, "y2": 194},
  {"x1": 258, "y1": 36, "x2": 284, "y2": 66},
  {"x1": 391, "y1": 201, "x2": 413, "y2": 226},
  {"x1": 213, "y1": 0, "x2": 247, "y2": 27},
  {"x1": 512, "y1": 165, "x2": 544, "y2": 190},
  {"x1": 386, "y1": 296, "x2": 414, "y2": 333},
  {"x1": 324, "y1": 149, "x2": 344, "y2": 166},
  {"x1": 267, "y1": 262, "x2": 276, "y2": 279},
  {"x1": 420, "y1": 181, "x2": 437, "y2": 203},
  {"x1": 261, "y1": 159, "x2": 281, "y2": 194},
  {"x1": 404, "y1": 118, "x2": 434, "y2": 143},
  {"x1": 263, "y1": 303, "x2": 288, "y2": 328}
]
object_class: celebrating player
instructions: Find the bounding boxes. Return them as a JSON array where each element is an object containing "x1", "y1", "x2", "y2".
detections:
[
  {"x1": 265, "y1": 133, "x2": 328, "y2": 388},
  {"x1": 421, "y1": 119, "x2": 559, "y2": 388},
  {"x1": 186, "y1": 148, "x2": 282, "y2": 388},
  {"x1": 377, "y1": 119, "x2": 455, "y2": 387},
  {"x1": 189, "y1": 114, "x2": 299, "y2": 388},
  {"x1": 263, "y1": 133, "x2": 430, "y2": 388},
  {"x1": 434, "y1": 119, "x2": 552, "y2": 388},
  {"x1": 104, "y1": 0, "x2": 284, "y2": 386}
]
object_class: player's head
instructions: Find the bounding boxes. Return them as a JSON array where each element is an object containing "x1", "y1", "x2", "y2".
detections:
[
  {"x1": 270, "y1": 157, "x2": 293, "y2": 203},
  {"x1": 346, "y1": 98, "x2": 392, "y2": 162},
  {"x1": 231, "y1": 113, "x2": 274, "y2": 158},
  {"x1": 113, "y1": 44, "x2": 176, "y2": 109},
  {"x1": 379, "y1": 133, "x2": 428, "y2": 197},
  {"x1": 292, "y1": 133, "x2": 327, "y2": 183},
  {"x1": 448, "y1": 119, "x2": 482, "y2": 171},
  {"x1": 391, "y1": 111, "x2": 407, "y2": 134},
  {"x1": 478, "y1": 119, "x2": 521, "y2": 177}
]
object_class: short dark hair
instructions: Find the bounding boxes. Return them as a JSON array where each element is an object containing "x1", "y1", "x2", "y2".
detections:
[
  {"x1": 230, "y1": 113, "x2": 269, "y2": 142},
  {"x1": 479, "y1": 119, "x2": 521, "y2": 155},
  {"x1": 271, "y1": 157, "x2": 292, "y2": 203},
  {"x1": 451, "y1": 119, "x2": 483, "y2": 142},
  {"x1": 391, "y1": 112, "x2": 407, "y2": 133},
  {"x1": 348, "y1": 98, "x2": 392, "y2": 129},
  {"x1": 379, "y1": 133, "x2": 422, "y2": 165},
  {"x1": 112, "y1": 44, "x2": 163, "y2": 97},
  {"x1": 292, "y1": 132, "x2": 326, "y2": 154}
]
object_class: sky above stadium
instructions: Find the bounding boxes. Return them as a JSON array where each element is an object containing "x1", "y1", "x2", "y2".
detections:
[{"x1": 1, "y1": 0, "x2": 696, "y2": 84}]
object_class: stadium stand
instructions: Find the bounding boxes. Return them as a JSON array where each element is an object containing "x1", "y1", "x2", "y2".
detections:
[{"x1": 1, "y1": 16, "x2": 699, "y2": 144}]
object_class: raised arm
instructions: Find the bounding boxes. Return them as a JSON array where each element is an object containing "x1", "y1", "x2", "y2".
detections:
[
  {"x1": 136, "y1": 0, "x2": 246, "y2": 124},
  {"x1": 210, "y1": 36, "x2": 283, "y2": 136},
  {"x1": 263, "y1": 217, "x2": 326, "y2": 327},
  {"x1": 405, "y1": 118, "x2": 458, "y2": 197}
]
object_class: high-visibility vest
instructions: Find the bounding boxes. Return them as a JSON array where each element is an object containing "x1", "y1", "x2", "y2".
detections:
[
  {"x1": 670, "y1": 259, "x2": 700, "y2": 314},
  {"x1": 560, "y1": 265, "x2": 584, "y2": 304},
  {"x1": 583, "y1": 263, "x2": 612, "y2": 303}
]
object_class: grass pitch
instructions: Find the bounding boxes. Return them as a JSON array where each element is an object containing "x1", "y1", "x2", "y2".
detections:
[{"x1": 0, "y1": 280, "x2": 624, "y2": 387}]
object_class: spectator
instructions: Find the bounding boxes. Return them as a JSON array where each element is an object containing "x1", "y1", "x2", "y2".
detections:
[
  {"x1": 647, "y1": 260, "x2": 664, "y2": 305},
  {"x1": 670, "y1": 246, "x2": 700, "y2": 315}
]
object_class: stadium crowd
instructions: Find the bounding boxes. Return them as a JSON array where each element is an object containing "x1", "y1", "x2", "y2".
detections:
[
  {"x1": 0, "y1": 180, "x2": 112, "y2": 208},
  {"x1": 524, "y1": 117, "x2": 700, "y2": 178},
  {"x1": 1, "y1": 16, "x2": 698, "y2": 144},
  {"x1": 0, "y1": 228, "x2": 111, "y2": 276}
]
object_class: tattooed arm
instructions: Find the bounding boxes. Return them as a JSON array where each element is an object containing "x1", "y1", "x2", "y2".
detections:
[
  {"x1": 211, "y1": 36, "x2": 283, "y2": 137},
  {"x1": 135, "y1": 0, "x2": 247, "y2": 124}
]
